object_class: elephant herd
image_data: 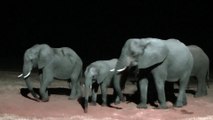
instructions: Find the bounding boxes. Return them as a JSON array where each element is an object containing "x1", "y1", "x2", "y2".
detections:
[{"x1": 18, "y1": 38, "x2": 210, "y2": 113}]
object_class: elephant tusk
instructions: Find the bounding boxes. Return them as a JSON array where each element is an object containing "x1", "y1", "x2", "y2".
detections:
[
  {"x1": 117, "y1": 67, "x2": 127, "y2": 72},
  {"x1": 23, "y1": 71, "x2": 31, "y2": 79},
  {"x1": 110, "y1": 68, "x2": 115, "y2": 72},
  {"x1": 18, "y1": 73, "x2": 23, "y2": 78}
]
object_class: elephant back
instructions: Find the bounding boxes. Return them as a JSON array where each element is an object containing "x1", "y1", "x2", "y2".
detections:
[{"x1": 54, "y1": 47, "x2": 83, "y2": 65}]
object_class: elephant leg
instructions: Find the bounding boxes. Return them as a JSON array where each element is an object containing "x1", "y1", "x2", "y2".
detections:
[
  {"x1": 39, "y1": 67, "x2": 54, "y2": 102},
  {"x1": 68, "y1": 81, "x2": 74, "y2": 100},
  {"x1": 175, "y1": 74, "x2": 190, "y2": 107},
  {"x1": 68, "y1": 80, "x2": 72, "y2": 89},
  {"x1": 151, "y1": 69, "x2": 168, "y2": 109},
  {"x1": 91, "y1": 84, "x2": 99, "y2": 106},
  {"x1": 165, "y1": 82, "x2": 177, "y2": 104},
  {"x1": 195, "y1": 75, "x2": 207, "y2": 97},
  {"x1": 40, "y1": 76, "x2": 52, "y2": 102},
  {"x1": 113, "y1": 90, "x2": 120, "y2": 104},
  {"x1": 69, "y1": 81, "x2": 77, "y2": 100},
  {"x1": 137, "y1": 78, "x2": 148, "y2": 109},
  {"x1": 154, "y1": 80, "x2": 167, "y2": 109},
  {"x1": 113, "y1": 74, "x2": 126, "y2": 105},
  {"x1": 69, "y1": 75, "x2": 81, "y2": 100},
  {"x1": 100, "y1": 84, "x2": 107, "y2": 106},
  {"x1": 69, "y1": 63, "x2": 82, "y2": 100},
  {"x1": 76, "y1": 82, "x2": 81, "y2": 98}
]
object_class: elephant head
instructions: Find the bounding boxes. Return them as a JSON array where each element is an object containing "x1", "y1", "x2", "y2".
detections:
[
  {"x1": 113, "y1": 38, "x2": 169, "y2": 102},
  {"x1": 115, "y1": 38, "x2": 169, "y2": 71},
  {"x1": 18, "y1": 44, "x2": 54, "y2": 100}
]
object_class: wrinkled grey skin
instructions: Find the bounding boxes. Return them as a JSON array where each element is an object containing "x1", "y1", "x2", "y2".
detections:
[
  {"x1": 188, "y1": 45, "x2": 209, "y2": 97},
  {"x1": 113, "y1": 38, "x2": 193, "y2": 109},
  {"x1": 18, "y1": 44, "x2": 83, "y2": 102},
  {"x1": 83, "y1": 58, "x2": 121, "y2": 113}
]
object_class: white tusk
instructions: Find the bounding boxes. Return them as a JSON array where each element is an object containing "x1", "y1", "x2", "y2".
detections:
[
  {"x1": 117, "y1": 67, "x2": 127, "y2": 72},
  {"x1": 18, "y1": 74, "x2": 23, "y2": 78},
  {"x1": 23, "y1": 71, "x2": 31, "y2": 79},
  {"x1": 110, "y1": 68, "x2": 115, "y2": 72}
]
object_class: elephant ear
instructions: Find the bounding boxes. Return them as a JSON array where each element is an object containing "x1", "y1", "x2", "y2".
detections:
[
  {"x1": 38, "y1": 45, "x2": 54, "y2": 69},
  {"x1": 85, "y1": 66, "x2": 97, "y2": 78},
  {"x1": 138, "y1": 39, "x2": 169, "y2": 69},
  {"x1": 97, "y1": 68, "x2": 111, "y2": 84}
]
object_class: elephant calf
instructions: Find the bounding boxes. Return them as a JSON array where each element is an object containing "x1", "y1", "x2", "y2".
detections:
[
  {"x1": 18, "y1": 44, "x2": 83, "y2": 102},
  {"x1": 188, "y1": 45, "x2": 209, "y2": 97},
  {"x1": 83, "y1": 58, "x2": 122, "y2": 113}
]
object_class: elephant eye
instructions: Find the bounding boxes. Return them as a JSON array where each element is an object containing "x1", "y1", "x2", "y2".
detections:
[
  {"x1": 131, "y1": 51, "x2": 139, "y2": 57},
  {"x1": 31, "y1": 59, "x2": 36, "y2": 63}
]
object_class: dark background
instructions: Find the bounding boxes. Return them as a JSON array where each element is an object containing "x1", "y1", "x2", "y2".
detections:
[{"x1": 1, "y1": 0, "x2": 212, "y2": 71}]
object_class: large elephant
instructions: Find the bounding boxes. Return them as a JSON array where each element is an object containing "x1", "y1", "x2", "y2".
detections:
[
  {"x1": 113, "y1": 38, "x2": 193, "y2": 109},
  {"x1": 188, "y1": 45, "x2": 209, "y2": 97},
  {"x1": 83, "y1": 58, "x2": 124, "y2": 113},
  {"x1": 18, "y1": 44, "x2": 83, "y2": 102}
]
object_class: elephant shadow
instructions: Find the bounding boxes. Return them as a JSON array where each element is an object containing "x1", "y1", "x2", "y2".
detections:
[{"x1": 20, "y1": 87, "x2": 70, "y2": 101}]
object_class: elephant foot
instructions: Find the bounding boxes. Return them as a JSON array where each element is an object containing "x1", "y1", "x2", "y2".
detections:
[
  {"x1": 174, "y1": 103, "x2": 183, "y2": 107},
  {"x1": 114, "y1": 97, "x2": 120, "y2": 105},
  {"x1": 31, "y1": 96, "x2": 40, "y2": 102},
  {"x1": 34, "y1": 98, "x2": 40, "y2": 102},
  {"x1": 114, "y1": 100, "x2": 120, "y2": 105},
  {"x1": 68, "y1": 95, "x2": 77, "y2": 100},
  {"x1": 32, "y1": 94, "x2": 40, "y2": 100},
  {"x1": 137, "y1": 103, "x2": 148, "y2": 109},
  {"x1": 121, "y1": 96, "x2": 126, "y2": 102},
  {"x1": 41, "y1": 98, "x2": 49, "y2": 102},
  {"x1": 90, "y1": 101, "x2": 97, "y2": 106},
  {"x1": 101, "y1": 102, "x2": 107, "y2": 107},
  {"x1": 195, "y1": 92, "x2": 207, "y2": 98},
  {"x1": 114, "y1": 95, "x2": 126, "y2": 105},
  {"x1": 157, "y1": 104, "x2": 168, "y2": 109},
  {"x1": 174, "y1": 101, "x2": 186, "y2": 107}
]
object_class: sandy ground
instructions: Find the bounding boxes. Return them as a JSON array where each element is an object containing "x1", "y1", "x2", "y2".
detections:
[{"x1": 0, "y1": 70, "x2": 213, "y2": 120}]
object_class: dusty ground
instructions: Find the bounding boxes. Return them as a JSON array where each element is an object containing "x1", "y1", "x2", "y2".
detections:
[{"x1": 0, "y1": 70, "x2": 213, "y2": 120}]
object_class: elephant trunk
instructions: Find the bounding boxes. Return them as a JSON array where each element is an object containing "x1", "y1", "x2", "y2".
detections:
[
  {"x1": 113, "y1": 55, "x2": 130, "y2": 102},
  {"x1": 113, "y1": 73, "x2": 124, "y2": 101},
  {"x1": 25, "y1": 77, "x2": 39, "y2": 100},
  {"x1": 22, "y1": 62, "x2": 39, "y2": 100},
  {"x1": 84, "y1": 77, "x2": 92, "y2": 113},
  {"x1": 84, "y1": 85, "x2": 91, "y2": 113}
]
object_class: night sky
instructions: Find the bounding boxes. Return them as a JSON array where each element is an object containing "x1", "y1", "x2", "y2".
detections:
[{"x1": 1, "y1": 0, "x2": 212, "y2": 70}]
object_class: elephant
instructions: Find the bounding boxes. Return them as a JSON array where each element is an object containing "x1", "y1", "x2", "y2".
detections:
[
  {"x1": 83, "y1": 58, "x2": 124, "y2": 113},
  {"x1": 18, "y1": 44, "x2": 83, "y2": 102},
  {"x1": 113, "y1": 38, "x2": 194, "y2": 109},
  {"x1": 188, "y1": 45, "x2": 209, "y2": 97}
]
